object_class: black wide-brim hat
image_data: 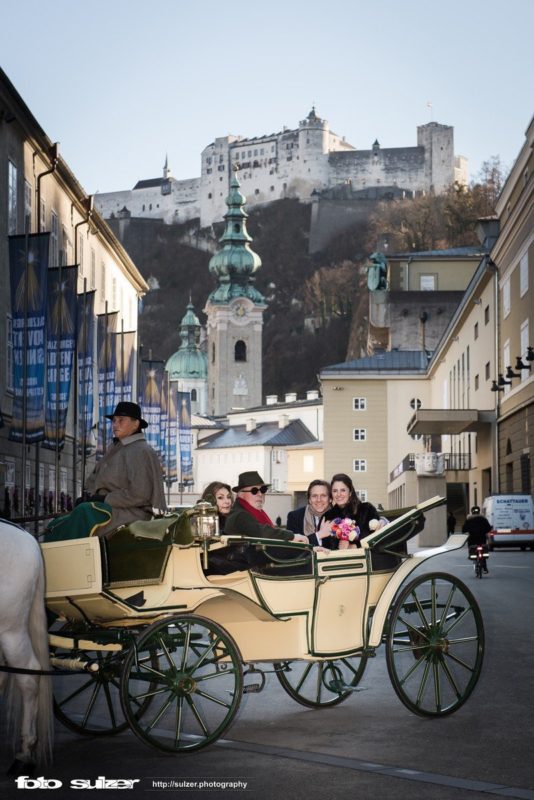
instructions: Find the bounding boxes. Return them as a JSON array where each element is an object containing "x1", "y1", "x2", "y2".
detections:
[
  {"x1": 232, "y1": 471, "x2": 270, "y2": 492},
  {"x1": 106, "y1": 401, "x2": 148, "y2": 429}
]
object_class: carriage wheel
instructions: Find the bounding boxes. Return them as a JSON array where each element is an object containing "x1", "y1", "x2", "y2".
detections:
[
  {"x1": 386, "y1": 572, "x2": 484, "y2": 717},
  {"x1": 52, "y1": 624, "x2": 153, "y2": 736},
  {"x1": 120, "y1": 614, "x2": 243, "y2": 752},
  {"x1": 275, "y1": 654, "x2": 368, "y2": 708}
]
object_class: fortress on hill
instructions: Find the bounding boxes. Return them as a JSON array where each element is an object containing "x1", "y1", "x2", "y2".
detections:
[{"x1": 95, "y1": 109, "x2": 468, "y2": 229}]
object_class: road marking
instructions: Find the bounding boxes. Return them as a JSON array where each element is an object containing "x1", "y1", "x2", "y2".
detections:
[{"x1": 215, "y1": 738, "x2": 534, "y2": 800}]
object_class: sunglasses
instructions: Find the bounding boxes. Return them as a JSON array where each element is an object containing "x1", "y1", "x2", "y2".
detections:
[{"x1": 243, "y1": 486, "x2": 268, "y2": 495}]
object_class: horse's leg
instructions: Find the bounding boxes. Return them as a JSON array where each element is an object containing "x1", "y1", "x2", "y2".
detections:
[{"x1": 1, "y1": 631, "x2": 40, "y2": 770}]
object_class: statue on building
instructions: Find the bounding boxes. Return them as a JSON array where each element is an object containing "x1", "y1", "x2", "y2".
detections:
[{"x1": 366, "y1": 252, "x2": 388, "y2": 292}]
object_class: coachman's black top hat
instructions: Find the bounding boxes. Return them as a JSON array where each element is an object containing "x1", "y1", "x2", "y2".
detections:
[{"x1": 106, "y1": 401, "x2": 148, "y2": 429}]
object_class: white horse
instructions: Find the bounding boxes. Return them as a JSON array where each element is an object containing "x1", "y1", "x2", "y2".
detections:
[{"x1": 0, "y1": 520, "x2": 53, "y2": 773}]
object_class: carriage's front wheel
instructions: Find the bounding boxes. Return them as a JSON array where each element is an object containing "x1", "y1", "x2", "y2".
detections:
[
  {"x1": 386, "y1": 572, "x2": 484, "y2": 717},
  {"x1": 120, "y1": 614, "x2": 243, "y2": 752},
  {"x1": 275, "y1": 654, "x2": 368, "y2": 708}
]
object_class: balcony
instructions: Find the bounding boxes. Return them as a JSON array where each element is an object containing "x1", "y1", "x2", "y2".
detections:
[{"x1": 390, "y1": 452, "x2": 473, "y2": 482}]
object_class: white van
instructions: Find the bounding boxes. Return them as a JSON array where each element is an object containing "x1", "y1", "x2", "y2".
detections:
[{"x1": 482, "y1": 494, "x2": 534, "y2": 550}]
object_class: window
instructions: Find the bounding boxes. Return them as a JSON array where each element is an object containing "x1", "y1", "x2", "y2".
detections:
[
  {"x1": 78, "y1": 233, "x2": 84, "y2": 276},
  {"x1": 190, "y1": 389, "x2": 197, "y2": 402},
  {"x1": 353, "y1": 397, "x2": 366, "y2": 411},
  {"x1": 475, "y1": 374, "x2": 479, "y2": 391},
  {"x1": 8, "y1": 160, "x2": 18, "y2": 234},
  {"x1": 24, "y1": 181, "x2": 32, "y2": 232},
  {"x1": 420, "y1": 274, "x2": 436, "y2": 291},
  {"x1": 50, "y1": 211, "x2": 59, "y2": 266},
  {"x1": 356, "y1": 489, "x2": 368, "y2": 502},
  {"x1": 234, "y1": 340, "x2": 246, "y2": 362},
  {"x1": 6, "y1": 315, "x2": 13, "y2": 391},
  {"x1": 503, "y1": 277, "x2": 510, "y2": 317},
  {"x1": 39, "y1": 198, "x2": 46, "y2": 233},
  {"x1": 520, "y1": 320, "x2": 529, "y2": 382},
  {"x1": 485, "y1": 361, "x2": 490, "y2": 381},
  {"x1": 353, "y1": 459, "x2": 367, "y2": 472},
  {"x1": 90, "y1": 248, "x2": 96, "y2": 289},
  {"x1": 112, "y1": 278, "x2": 117, "y2": 309},
  {"x1": 474, "y1": 322, "x2": 479, "y2": 340},
  {"x1": 353, "y1": 428, "x2": 366, "y2": 441},
  {"x1": 303, "y1": 455, "x2": 314, "y2": 473},
  {"x1": 503, "y1": 340, "x2": 510, "y2": 394},
  {"x1": 100, "y1": 262, "x2": 106, "y2": 296},
  {"x1": 484, "y1": 305, "x2": 490, "y2": 325},
  {"x1": 520, "y1": 253, "x2": 528, "y2": 297}
]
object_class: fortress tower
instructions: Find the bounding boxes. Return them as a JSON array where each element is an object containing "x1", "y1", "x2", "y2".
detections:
[{"x1": 205, "y1": 171, "x2": 266, "y2": 416}]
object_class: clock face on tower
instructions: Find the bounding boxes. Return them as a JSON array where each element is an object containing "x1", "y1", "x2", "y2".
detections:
[{"x1": 232, "y1": 301, "x2": 249, "y2": 320}]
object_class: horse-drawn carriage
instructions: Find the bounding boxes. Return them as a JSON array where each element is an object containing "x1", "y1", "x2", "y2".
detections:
[{"x1": 36, "y1": 495, "x2": 483, "y2": 755}]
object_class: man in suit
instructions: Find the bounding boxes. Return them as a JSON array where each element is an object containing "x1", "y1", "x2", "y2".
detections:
[{"x1": 287, "y1": 479, "x2": 332, "y2": 546}]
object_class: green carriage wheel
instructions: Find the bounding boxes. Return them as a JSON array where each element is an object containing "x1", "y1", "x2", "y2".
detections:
[
  {"x1": 120, "y1": 614, "x2": 243, "y2": 753},
  {"x1": 275, "y1": 654, "x2": 368, "y2": 708},
  {"x1": 51, "y1": 624, "x2": 153, "y2": 736},
  {"x1": 386, "y1": 572, "x2": 484, "y2": 717}
]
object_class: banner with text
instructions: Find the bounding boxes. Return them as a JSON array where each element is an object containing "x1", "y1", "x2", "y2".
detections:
[
  {"x1": 77, "y1": 291, "x2": 96, "y2": 453},
  {"x1": 166, "y1": 381, "x2": 178, "y2": 482},
  {"x1": 113, "y1": 330, "x2": 136, "y2": 404},
  {"x1": 177, "y1": 390, "x2": 193, "y2": 486},
  {"x1": 138, "y1": 359, "x2": 165, "y2": 458},
  {"x1": 8, "y1": 233, "x2": 50, "y2": 442},
  {"x1": 97, "y1": 311, "x2": 118, "y2": 455},
  {"x1": 43, "y1": 266, "x2": 78, "y2": 450}
]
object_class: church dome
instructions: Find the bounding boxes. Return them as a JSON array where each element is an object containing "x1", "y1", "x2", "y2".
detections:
[{"x1": 165, "y1": 301, "x2": 207, "y2": 380}]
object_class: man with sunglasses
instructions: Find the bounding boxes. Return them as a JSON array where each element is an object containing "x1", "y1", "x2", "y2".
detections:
[{"x1": 224, "y1": 472, "x2": 308, "y2": 569}]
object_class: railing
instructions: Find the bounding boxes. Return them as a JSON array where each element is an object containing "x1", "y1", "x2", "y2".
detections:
[{"x1": 390, "y1": 452, "x2": 472, "y2": 482}]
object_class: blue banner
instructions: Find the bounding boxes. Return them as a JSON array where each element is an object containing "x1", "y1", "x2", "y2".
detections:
[
  {"x1": 139, "y1": 359, "x2": 165, "y2": 458},
  {"x1": 43, "y1": 266, "x2": 78, "y2": 450},
  {"x1": 177, "y1": 390, "x2": 193, "y2": 485},
  {"x1": 160, "y1": 371, "x2": 169, "y2": 468},
  {"x1": 97, "y1": 312, "x2": 118, "y2": 455},
  {"x1": 113, "y1": 330, "x2": 136, "y2": 404},
  {"x1": 8, "y1": 233, "x2": 50, "y2": 443},
  {"x1": 77, "y1": 291, "x2": 96, "y2": 453},
  {"x1": 167, "y1": 381, "x2": 177, "y2": 482}
]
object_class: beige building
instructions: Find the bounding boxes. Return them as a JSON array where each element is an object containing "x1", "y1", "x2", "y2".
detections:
[
  {"x1": 0, "y1": 68, "x2": 148, "y2": 516},
  {"x1": 493, "y1": 116, "x2": 534, "y2": 495}
]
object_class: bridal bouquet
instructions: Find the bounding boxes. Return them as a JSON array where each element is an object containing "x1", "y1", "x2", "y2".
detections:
[{"x1": 331, "y1": 517, "x2": 360, "y2": 543}]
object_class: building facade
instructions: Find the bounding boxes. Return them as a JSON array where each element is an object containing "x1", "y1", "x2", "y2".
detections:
[
  {"x1": 0, "y1": 68, "x2": 148, "y2": 518},
  {"x1": 95, "y1": 110, "x2": 467, "y2": 228}
]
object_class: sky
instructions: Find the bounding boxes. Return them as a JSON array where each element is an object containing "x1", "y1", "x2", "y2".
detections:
[{"x1": 1, "y1": 0, "x2": 533, "y2": 196}]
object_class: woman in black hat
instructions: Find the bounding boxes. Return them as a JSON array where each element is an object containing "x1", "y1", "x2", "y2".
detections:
[{"x1": 83, "y1": 401, "x2": 166, "y2": 537}]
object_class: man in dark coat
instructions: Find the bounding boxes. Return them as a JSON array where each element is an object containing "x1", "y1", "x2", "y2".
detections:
[
  {"x1": 286, "y1": 479, "x2": 331, "y2": 546},
  {"x1": 462, "y1": 506, "x2": 491, "y2": 573}
]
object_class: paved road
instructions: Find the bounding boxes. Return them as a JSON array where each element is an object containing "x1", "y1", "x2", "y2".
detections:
[{"x1": 1, "y1": 545, "x2": 533, "y2": 800}]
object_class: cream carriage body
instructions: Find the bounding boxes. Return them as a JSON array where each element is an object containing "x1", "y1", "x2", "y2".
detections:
[{"x1": 42, "y1": 496, "x2": 484, "y2": 753}]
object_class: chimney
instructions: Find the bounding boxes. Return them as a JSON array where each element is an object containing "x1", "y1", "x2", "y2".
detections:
[
  {"x1": 266, "y1": 395, "x2": 278, "y2": 405},
  {"x1": 284, "y1": 392, "x2": 297, "y2": 403},
  {"x1": 306, "y1": 389, "x2": 319, "y2": 400},
  {"x1": 278, "y1": 414, "x2": 290, "y2": 429},
  {"x1": 245, "y1": 418, "x2": 256, "y2": 433}
]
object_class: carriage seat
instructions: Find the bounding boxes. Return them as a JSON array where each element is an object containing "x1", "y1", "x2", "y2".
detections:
[{"x1": 103, "y1": 513, "x2": 192, "y2": 587}]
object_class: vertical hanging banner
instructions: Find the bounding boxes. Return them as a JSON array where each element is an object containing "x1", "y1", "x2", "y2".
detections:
[
  {"x1": 177, "y1": 390, "x2": 193, "y2": 486},
  {"x1": 113, "y1": 330, "x2": 136, "y2": 404},
  {"x1": 160, "y1": 370, "x2": 169, "y2": 468},
  {"x1": 8, "y1": 233, "x2": 50, "y2": 442},
  {"x1": 43, "y1": 266, "x2": 78, "y2": 450},
  {"x1": 167, "y1": 382, "x2": 178, "y2": 483},
  {"x1": 97, "y1": 311, "x2": 118, "y2": 456},
  {"x1": 139, "y1": 359, "x2": 165, "y2": 457},
  {"x1": 77, "y1": 291, "x2": 96, "y2": 453}
]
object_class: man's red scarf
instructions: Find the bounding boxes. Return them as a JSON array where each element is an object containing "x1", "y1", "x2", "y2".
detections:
[{"x1": 237, "y1": 496, "x2": 273, "y2": 526}]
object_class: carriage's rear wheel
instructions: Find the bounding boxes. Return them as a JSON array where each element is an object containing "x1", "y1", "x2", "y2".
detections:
[
  {"x1": 275, "y1": 654, "x2": 368, "y2": 708},
  {"x1": 120, "y1": 614, "x2": 243, "y2": 752},
  {"x1": 386, "y1": 572, "x2": 484, "y2": 717},
  {"x1": 51, "y1": 624, "x2": 153, "y2": 736}
]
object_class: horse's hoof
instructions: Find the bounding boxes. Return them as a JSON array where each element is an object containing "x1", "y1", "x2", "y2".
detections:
[{"x1": 7, "y1": 758, "x2": 36, "y2": 777}]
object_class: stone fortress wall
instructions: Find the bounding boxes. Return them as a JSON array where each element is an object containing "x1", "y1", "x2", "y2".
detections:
[{"x1": 95, "y1": 110, "x2": 467, "y2": 230}]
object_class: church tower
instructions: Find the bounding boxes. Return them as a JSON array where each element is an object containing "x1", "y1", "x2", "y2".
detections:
[
  {"x1": 165, "y1": 300, "x2": 208, "y2": 415},
  {"x1": 205, "y1": 169, "x2": 266, "y2": 416}
]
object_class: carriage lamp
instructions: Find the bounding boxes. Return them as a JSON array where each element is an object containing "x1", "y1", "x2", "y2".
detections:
[
  {"x1": 526, "y1": 346, "x2": 534, "y2": 362},
  {"x1": 189, "y1": 500, "x2": 220, "y2": 569}
]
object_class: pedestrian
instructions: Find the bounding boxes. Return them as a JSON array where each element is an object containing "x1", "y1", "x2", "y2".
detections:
[{"x1": 447, "y1": 510, "x2": 456, "y2": 537}]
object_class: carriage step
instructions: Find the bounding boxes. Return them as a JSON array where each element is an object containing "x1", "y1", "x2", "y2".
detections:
[{"x1": 243, "y1": 667, "x2": 266, "y2": 694}]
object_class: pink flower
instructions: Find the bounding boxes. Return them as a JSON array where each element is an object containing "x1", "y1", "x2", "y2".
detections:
[{"x1": 331, "y1": 517, "x2": 360, "y2": 543}]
